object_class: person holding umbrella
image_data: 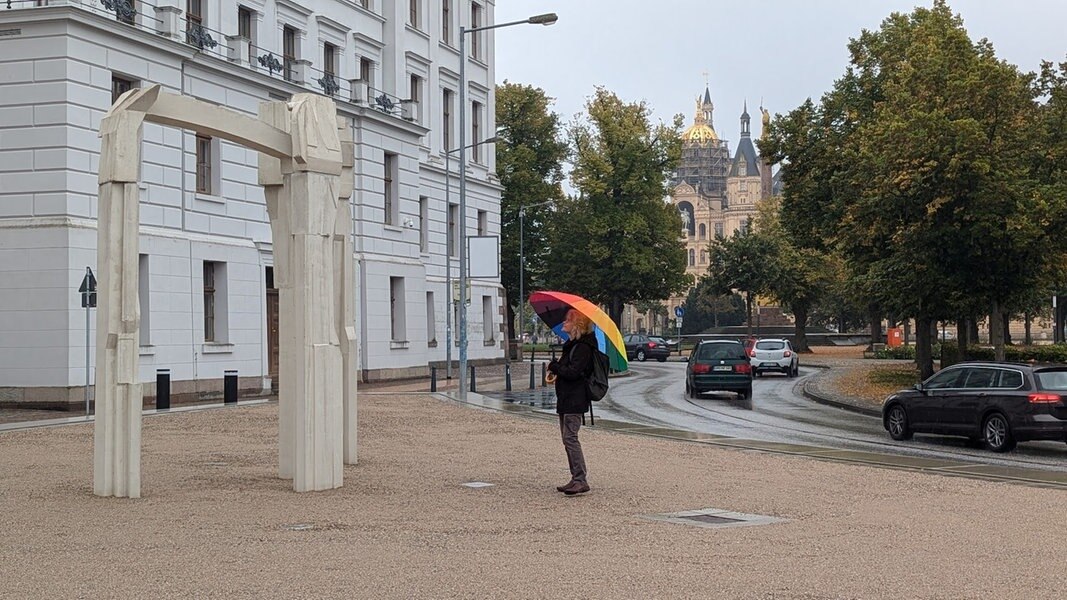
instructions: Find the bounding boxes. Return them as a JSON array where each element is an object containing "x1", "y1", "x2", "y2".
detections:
[{"x1": 546, "y1": 309, "x2": 596, "y2": 496}]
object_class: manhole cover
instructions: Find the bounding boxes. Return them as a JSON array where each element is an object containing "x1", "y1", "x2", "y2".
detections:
[
  {"x1": 461, "y1": 481, "x2": 494, "y2": 488},
  {"x1": 283, "y1": 523, "x2": 315, "y2": 531},
  {"x1": 643, "y1": 508, "x2": 786, "y2": 530}
]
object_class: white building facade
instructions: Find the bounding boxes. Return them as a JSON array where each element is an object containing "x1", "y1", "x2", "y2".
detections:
[{"x1": 0, "y1": 0, "x2": 505, "y2": 408}]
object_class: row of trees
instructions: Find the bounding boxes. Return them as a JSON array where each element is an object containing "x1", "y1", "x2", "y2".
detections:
[
  {"x1": 497, "y1": 84, "x2": 691, "y2": 337},
  {"x1": 747, "y1": 0, "x2": 1067, "y2": 377}
]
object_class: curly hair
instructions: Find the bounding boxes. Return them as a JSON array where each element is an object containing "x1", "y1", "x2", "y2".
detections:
[{"x1": 565, "y1": 309, "x2": 593, "y2": 339}]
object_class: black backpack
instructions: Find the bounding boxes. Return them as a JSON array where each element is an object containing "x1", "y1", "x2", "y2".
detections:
[{"x1": 586, "y1": 348, "x2": 609, "y2": 402}]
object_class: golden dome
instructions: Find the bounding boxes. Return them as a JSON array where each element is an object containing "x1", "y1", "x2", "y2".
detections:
[{"x1": 681, "y1": 97, "x2": 718, "y2": 144}]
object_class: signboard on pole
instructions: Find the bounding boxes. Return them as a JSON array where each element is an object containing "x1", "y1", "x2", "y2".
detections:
[
  {"x1": 79, "y1": 268, "x2": 97, "y2": 308},
  {"x1": 467, "y1": 235, "x2": 500, "y2": 279}
]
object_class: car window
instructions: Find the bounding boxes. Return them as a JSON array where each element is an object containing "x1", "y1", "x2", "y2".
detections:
[
  {"x1": 961, "y1": 368, "x2": 996, "y2": 389},
  {"x1": 697, "y1": 343, "x2": 743, "y2": 360},
  {"x1": 1035, "y1": 370, "x2": 1067, "y2": 390},
  {"x1": 755, "y1": 341, "x2": 785, "y2": 351},
  {"x1": 995, "y1": 369, "x2": 1024, "y2": 389},
  {"x1": 650, "y1": 337, "x2": 666, "y2": 344},
  {"x1": 925, "y1": 368, "x2": 963, "y2": 389}
]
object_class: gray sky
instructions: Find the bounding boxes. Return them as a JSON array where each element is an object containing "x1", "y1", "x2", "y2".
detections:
[{"x1": 495, "y1": 1, "x2": 1067, "y2": 146}]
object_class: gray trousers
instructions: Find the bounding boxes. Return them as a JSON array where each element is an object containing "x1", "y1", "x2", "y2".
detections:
[{"x1": 559, "y1": 414, "x2": 587, "y2": 484}]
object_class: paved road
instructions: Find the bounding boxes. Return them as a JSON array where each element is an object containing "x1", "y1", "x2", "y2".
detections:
[{"x1": 601, "y1": 361, "x2": 1067, "y2": 472}]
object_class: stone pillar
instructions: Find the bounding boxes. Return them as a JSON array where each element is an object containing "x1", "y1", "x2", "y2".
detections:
[
  {"x1": 93, "y1": 101, "x2": 147, "y2": 499},
  {"x1": 154, "y1": 6, "x2": 183, "y2": 42},
  {"x1": 226, "y1": 35, "x2": 250, "y2": 67},
  {"x1": 335, "y1": 116, "x2": 358, "y2": 465},
  {"x1": 291, "y1": 59, "x2": 312, "y2": 86}
]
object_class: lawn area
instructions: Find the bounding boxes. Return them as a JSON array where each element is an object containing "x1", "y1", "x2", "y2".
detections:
[{"x1": 835, "y1": 363, "x2": 922, "y2": 406}]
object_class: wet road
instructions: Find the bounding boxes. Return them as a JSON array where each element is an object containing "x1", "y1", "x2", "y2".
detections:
[{"x1": 601, "y1": 361, "x2": 1067, "y2": 473}]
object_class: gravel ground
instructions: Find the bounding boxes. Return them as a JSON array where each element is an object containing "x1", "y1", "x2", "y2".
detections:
[{"x1": 1, "y1": 387, "x2": 1065, "y2": 599}]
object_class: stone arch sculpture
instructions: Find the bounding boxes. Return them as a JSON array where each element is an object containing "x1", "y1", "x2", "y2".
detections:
[{"x1": 94, "y1": 84, "x2": 357, "y2": 497}]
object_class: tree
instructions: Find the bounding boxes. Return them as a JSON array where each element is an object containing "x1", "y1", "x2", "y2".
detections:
[
  {"x1": 543, "y1": 88, "x2": 690, "y2": 326},
  {"x1": 681, "y1": 279, "x2": 745, "y2": 333},
  {"x1": 705, "y1": 229, "x2": 781, "y2": 339},
  {"x1": 496, "y1": 82, "x2": 568, "y2": 340}
]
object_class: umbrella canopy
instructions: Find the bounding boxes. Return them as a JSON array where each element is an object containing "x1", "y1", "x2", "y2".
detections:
[{"x1": 528, "y1": 291, "x2": 628, "y2": 372}]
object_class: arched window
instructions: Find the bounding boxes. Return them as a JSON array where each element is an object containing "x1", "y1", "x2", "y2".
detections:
[
  {"x1": 700, "y1": 250, "x2": 707, "y2": 264},
  {"x1": 698, "y1": 223, "x2": 706, "y2": 239},
  {"x1": 688, "y1": 249, "x2": 695, "y2": 266}
]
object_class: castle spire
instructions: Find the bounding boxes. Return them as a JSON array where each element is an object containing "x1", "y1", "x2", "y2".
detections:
[{"x1": 740, "y1": 100, "x2": 751, "y2": 137}]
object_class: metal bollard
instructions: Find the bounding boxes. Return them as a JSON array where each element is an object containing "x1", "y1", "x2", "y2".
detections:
[
  {"x1": 529, "y1": 363, "x2": 535, "y2": 390},
  {"x1": 430, "y1": 366, "x2": 437, "y2": 392},
  {"x1": 156, "y1": 369, "x2": 171, "y2": 410},
  {"x1": 469, "y1": 365, "x2": 477, "y2": 393},
  {"x1": 551, "y1": 347, "x2": 557, "y2": 361},
  {"x1": 224, "y1": 370, "x2": 238, "y2": 404},
  {"x1": 541, "y1": 363, "x2": 547, "y2": 387},
  {"x1": 505, "y1": 364, "x2": 512, "y2": 391}
]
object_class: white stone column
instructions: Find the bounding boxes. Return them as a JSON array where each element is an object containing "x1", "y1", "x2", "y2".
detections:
[
  {"x1": 335, "y1": 117, "x2": 358, "y2": 464},
  {"x1": 93, "y1": 104, "x2": 146, "y2": 499}
]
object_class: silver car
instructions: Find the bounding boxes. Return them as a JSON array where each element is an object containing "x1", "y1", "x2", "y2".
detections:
[{"x1": 750, "y1": 338, "x2": 799, "y2": 377}]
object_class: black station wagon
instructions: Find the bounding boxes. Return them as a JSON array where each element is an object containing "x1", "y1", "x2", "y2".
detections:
[
  {"x1": 686, "y1": 340, "x2": 753, "y2": 400},
  {"x1": 881, "y1": 361, "x2": 1067, "y2": 452}
]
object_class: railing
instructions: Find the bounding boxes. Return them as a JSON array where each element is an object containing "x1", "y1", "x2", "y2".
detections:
[{"x1": 1, "y1": 0, "x2": 418, "y2": 123}]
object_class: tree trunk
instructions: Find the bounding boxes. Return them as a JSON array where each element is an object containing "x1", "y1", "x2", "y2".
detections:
[
  {"x1": 956, "y1": 320, "x2": 968, "y2": 360},
  {"x1": 990, "y1": 302, "x2": 1005, "y2": 361},
  {"x1": 969, "y1": 318, "x2": 980, "y2": 346},
  {"x1": 903, "y1": 318, "x2": 911, "y2": 345},
  {"x1": 745, "y1": 292, "x2": 753, "y2": 339},
  {"x1": 1024, "y1": 313, "x2": 1032, "y2": 345},
  {"x1": 868, "y1": 305, "x2": 882, "y2": 351},
  {"x1": 793, "y1": 304, "x2": 810, "y2": 352},
  {"x1": 1002, "y1": 312, "x2": 1013, "y2": 346},
  {"x1": 916, "y1": 315, "x2": 934, "y2": 380},
  {"x1": 506, "y1": 303, "x2": 516, "y2": 342},
  {"x1": 608, "y1": 297, "x2": 624, "y2": 331}
]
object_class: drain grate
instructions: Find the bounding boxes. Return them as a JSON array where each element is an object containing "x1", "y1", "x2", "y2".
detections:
[
  {"x1": 283, "y1": 523, "x2": 315, "y2": 531},
  {"x1": 461, "y1": 481, "x2": 494, "y2": 488},
  {"x1": 643, "y1": 508, "x2": 786, "y2": 530}
]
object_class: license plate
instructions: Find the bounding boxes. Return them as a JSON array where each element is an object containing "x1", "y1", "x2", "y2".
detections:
[{"x1": 713, "y1": 365, "x2": 732, "y2": 372}]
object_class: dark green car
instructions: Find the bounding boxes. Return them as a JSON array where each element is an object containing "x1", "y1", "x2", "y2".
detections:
[{"x1": 686, "y1": 340, "x2": 754, "y2": 400}]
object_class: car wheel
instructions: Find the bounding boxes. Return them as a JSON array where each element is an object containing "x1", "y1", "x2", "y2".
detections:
[
  {"x1": 741, "y1": 386, "x2": 752, "y2": 400},
  {"x1": 786, "y1": 365, "x2": 795, "y2": 378},
  {"x1": 792, "y1": 364, "x2": 800, "y2": 377},
  {"x1": 637, "y1": 349, "x2": 646, "y2": 361},
  {"x1": 983, "y1": 412, "x2": 1016, "y2": 453},
  {"x1": 657, "y1": 356, "x2": 666, "y2": 363},
  {"x1": 687, "y1": 381, "x2": 699, "y2": 399},
  {"x1": 886, "y1": 404, "x2": 913, "y2": 441},
  {"x1": 754, "y1": 371, "x2": 762, "y2": 378}
]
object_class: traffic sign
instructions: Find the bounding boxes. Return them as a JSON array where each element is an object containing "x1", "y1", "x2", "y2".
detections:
[
  {"x1": 79, "y1": 267, "x2": 97, "y2": 308},
  {"x1": 674, "y1": 306, "x2": 684, "y2": 318}
]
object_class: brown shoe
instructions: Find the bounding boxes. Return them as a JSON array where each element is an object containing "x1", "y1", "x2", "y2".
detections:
[
  {"x1": 562, "y1": 481, "x2": 590, "y2": 496},
  {"x1": 556, "y1": 482, "x2": 574, "y2": 493}
]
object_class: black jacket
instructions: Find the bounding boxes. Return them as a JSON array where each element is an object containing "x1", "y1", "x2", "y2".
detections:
[{"x1": 550, "y1": 334, "x2": 597, "y2": 415}]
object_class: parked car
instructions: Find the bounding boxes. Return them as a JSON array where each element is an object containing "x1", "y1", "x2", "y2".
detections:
[
  {"x1": 623, "y1": 334, "x2": 671, "y2": 362},
  {"x1": 685, "y1": 340, "x2": 753, "y2": 400},
  {"x1": 656, "y1": 337, "x2": 680, "y2": 352},
  {"x1": 881, "y1": 361, "x2": 1067, "y2": 452},
  {"x1": 750, "y1": 338, "x2": 799, "y2": 377},
  {"x1": 741, "y1": 337, "x2": 759, "y2": 357}
]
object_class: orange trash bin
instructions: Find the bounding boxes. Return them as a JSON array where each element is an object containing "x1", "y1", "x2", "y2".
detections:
[{"x1": 887, "y1": 327, "x2": 903, "y2": 347}]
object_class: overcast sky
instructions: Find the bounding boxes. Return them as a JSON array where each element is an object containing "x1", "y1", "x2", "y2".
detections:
[{"x1": 494, "y1": 1, "x2": 1067, "y2": 146}]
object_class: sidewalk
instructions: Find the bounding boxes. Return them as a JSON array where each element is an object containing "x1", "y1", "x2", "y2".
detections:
[{"x1": 1, "y1": 372, "x2": 1065, "y2": 598}]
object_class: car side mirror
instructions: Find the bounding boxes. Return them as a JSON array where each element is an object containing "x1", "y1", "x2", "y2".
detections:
[{"x1": 913, "y1": 383, "x2": 925, "y2": 393}]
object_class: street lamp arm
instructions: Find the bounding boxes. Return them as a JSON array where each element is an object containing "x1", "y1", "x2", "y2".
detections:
[{"x1": 466, "y1": 13, "x2": 557, "y2": 34}]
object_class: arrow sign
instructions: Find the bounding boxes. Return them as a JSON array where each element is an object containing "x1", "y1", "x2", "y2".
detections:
[
  {"x1": 79, "y1": 267, "x2": 97, "y2": 308},
  {"x1": 674, "y1": 306, "x2": 684, "y2": 318}
]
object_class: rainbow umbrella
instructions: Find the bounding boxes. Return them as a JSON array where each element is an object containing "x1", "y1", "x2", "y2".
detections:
[{"x1": 528, "y1": 291, "x2": 628, "y2": 372}]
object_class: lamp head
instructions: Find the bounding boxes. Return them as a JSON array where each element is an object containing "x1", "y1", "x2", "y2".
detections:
[{"x1": 528, "y1": 13, "x2": 558, "y2": 25}]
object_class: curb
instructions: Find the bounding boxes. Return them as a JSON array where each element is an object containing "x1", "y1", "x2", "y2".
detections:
[{"x1": 799, "y1": 369, "x2": 881, "y2": 418}]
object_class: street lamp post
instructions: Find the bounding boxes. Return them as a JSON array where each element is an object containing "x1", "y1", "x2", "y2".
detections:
[
  {"x1": 444, "y1": 135, "x2": 499, "y2": 380},
  {"x1": 458, "y1": 12, "x2": 557, "y2": 400}
]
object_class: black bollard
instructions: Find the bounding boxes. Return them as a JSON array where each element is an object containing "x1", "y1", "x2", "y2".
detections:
[
  {"x1": 430, "y1": 366, "x2": 437, "y2": 392},
  {"x1": 224, "y1": 370, "x2": 238, "y2": 404},
  {"x1": 505, "y1": 364, "x2": 512, "y2": 391},
  {"x1": 541, "y1": 362, "x2": 547, "y2": 387},
  {"x1": 469, "y1": 365, "x2": 477, "y2": 393},
  {"x1": 551, "y1": 347, "x2": 557, "y2": 361},
  {"x1": 156, "y1": 369, "x2": 171, "y2": 410},
  {"x1": 529, "y1": 363, "x2": 535, "y2": 390}
]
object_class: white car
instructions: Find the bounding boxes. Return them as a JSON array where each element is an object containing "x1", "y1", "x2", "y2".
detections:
[{"x1": 750, "y1": 338, "x2": 799, "y2": 377}]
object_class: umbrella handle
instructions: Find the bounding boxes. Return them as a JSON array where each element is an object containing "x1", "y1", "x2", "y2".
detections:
[{"x1": 545, "y1": 372, "x2": 557, "y2": 384}]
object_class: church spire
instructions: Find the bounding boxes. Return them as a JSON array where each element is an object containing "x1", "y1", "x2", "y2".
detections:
[
  {"x1": 701, "y1": 85, "x2": 714, "y2": 130},
  {"x1": 740, "y1": 100, "x2": 751, "y2": 137}
]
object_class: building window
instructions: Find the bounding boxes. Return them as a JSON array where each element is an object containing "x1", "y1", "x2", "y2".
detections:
[
  {"x1": 203, "y1": 261, "x2": 228, "y2": 343},
  {"x1": 470, "y1": 3, "x2": 483, "y2": 60},
  {"x1": 698, "y1": 223, "x2": 706, "y2": 239},
  {"x1": 390, "y1": 277, "x2": 406, "y2": 342},
  {"x1": 237, "y1": 6, "x2": 254, "y2": 58},
  {"x1": 359, "y1": 57, "x2": 374, "y2": 89},
  {"x1": 384, "y1": 153, "x2": 398, "y2": 225},
  {"x1": 441, "y1": 0, "x2": 451, "y2": 44},
  {"x1": 482, "y1": 295, "x2": 494, "y2": 343},
  {"x1": 409, "y1": 74, "x2": 421, "y2": 122},
  {"x1": 139, "y1": 254, "x2": 150, "y2": 346},
  {"x1": 471, "y1": 101, "x2": 482, "y2": 162},
  {"x1": 688, "y1": 249, "x2": 695, "y2": 266},
  {"x1": 426, "y1": 291, "x2": 436, "y2": 345},
  {"x1": 359, "y1": 0, "x2": 369, "y2": 8},
  {"x1": 442, "y1": 88, "x2": 454, "y2": 152},
  {"x1": 409, "y1": 0, "x2": 419, "y2": 29},
  {"x1": 283, "y1": 26, "x2": 297, "y2": 82},
  {"x1": 739, "y1": 179, "x2": 748, "y2": 192},
  {"x1": 419, "y1": 196, "x2": 429, "y2": 252},
  {"x1": 448, "y1": 203, "x2": 459, "y2": 257},
  {"x1": 737, "y1": 158, "x2": 747, "y2": 177},
  {"x1": 186, "y1": 0, "x2": 203, "y2": 32},
  {"x1": 195, "y1": 134, "x2": 212, "y2": 194},
  {"x1": 477, "y1": 210, "x2": 487, "y2": 236},
  {"x1": 700, "y1": 250, "x2": 707, "y2": 265},
  {"x1": 714, "y1": 222, "x2": 724, "y2": 238},
  {"x1": 111, "y1": 74, "x2": 136, "y2": 104},
  {"x1": 323, "y1": 42, "x2": 337, "y2": 77}
]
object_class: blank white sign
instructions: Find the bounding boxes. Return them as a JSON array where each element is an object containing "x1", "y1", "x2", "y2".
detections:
[{"x1": 467, "y1": 235, "x2": 499, "y2": 279}]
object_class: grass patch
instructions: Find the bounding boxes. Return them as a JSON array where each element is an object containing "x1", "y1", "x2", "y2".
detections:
[{"x1": 868, "y1": 365, "x2": 921, "y2": 389}]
